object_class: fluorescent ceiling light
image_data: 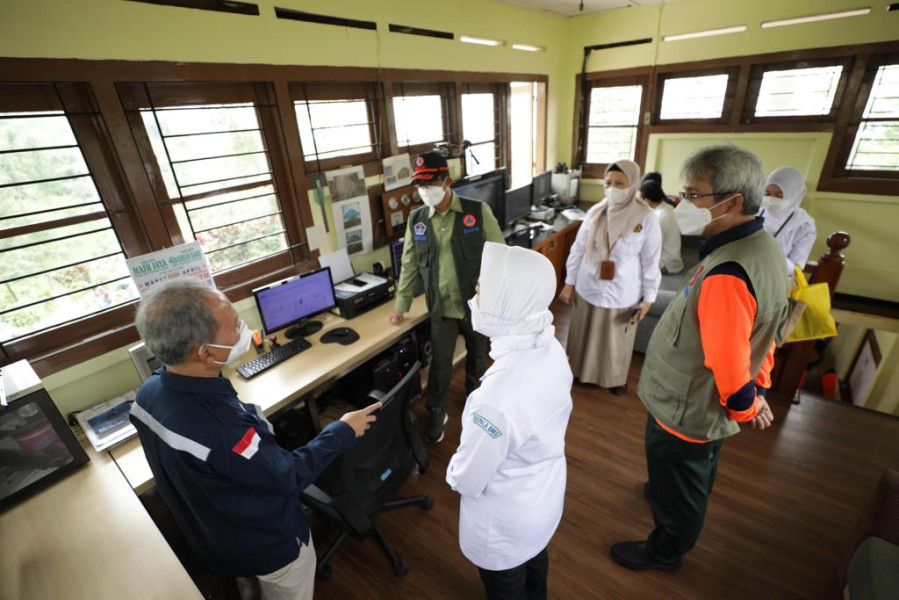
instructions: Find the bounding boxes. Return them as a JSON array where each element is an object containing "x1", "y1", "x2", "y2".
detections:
[
  {"x1": 762, "y1": 7, "x2": 871, "y2": 28},
  {"x1": 512, "y1": 43, "x2": 545, "y2": 52},
  {"x1": 663, "y1": 25, "x2": 747, "y2": 42},
  {"x1": 460, "y1": 35, "x2": 504, "y2": 47}
]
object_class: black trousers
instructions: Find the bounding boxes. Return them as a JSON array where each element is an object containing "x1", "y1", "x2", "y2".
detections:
[
  {"x1": 478, "y1": 548, "x2": 548, "y2": 600},
  {"x1": 645, "y1": 415, "x2": 724, "y2": 562},
  {"x1": 426, "y1": 312, "x2": 488, "y2": 412}
]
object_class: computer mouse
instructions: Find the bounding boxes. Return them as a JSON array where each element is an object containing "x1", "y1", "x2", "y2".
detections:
[{"x1": 321, "y1": 327, "x2": 359, "y2": 345}]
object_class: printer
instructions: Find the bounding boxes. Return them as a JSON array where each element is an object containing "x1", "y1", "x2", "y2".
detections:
[
  {"x1": 333, "y1": 273, "x2": 394, "y2": 319},
  {"x1": 320, "y1": 248, "x2": 394, "y2": 319}
]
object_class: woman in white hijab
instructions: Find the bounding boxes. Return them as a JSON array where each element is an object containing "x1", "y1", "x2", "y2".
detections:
[
  {"x1": 761, "y1": 166, "x2": 817, "y2": 273},
  {"x1": 559, "y1": 159, "x2": 662, "y2": 395},
  {"x1": 446, "y1": 242, "x2": 573, "y2": 600}
]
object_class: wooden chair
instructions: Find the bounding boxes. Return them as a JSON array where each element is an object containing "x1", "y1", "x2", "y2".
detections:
[{"x1": 769, "y1": 231, "x2": 851, "y2": 402}]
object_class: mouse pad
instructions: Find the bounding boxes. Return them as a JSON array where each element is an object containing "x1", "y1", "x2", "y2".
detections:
[{"x1": 320, "y1": 328, "x2": 360, "y2": 345}]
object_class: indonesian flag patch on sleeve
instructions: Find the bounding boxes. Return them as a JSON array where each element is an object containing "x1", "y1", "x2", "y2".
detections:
[{"x1": 232, "y1": 427, "x2": 261, "y2": 460}]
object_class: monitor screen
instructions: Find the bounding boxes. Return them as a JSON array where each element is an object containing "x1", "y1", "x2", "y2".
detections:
[
  {"x1": 452, "y1": 168, "x2": 506, "y2": 226},
  {"x1": 253, "y1": 267, "x2": 337, "y2": 334},
  {"x1": 532, "y1": 170, "x2": 552, "y2": 204},
  {"x1": 504, "y1": 184, "x2": 532, "y2": 228}
]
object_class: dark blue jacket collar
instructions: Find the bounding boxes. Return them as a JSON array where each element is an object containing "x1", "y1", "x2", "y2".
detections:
[
  {"x1": 159, "y1": 367, "x2": 236, "y2": 396},
  {"x1": 699, "y1": 217, "x2": 765, "y2": 261}
]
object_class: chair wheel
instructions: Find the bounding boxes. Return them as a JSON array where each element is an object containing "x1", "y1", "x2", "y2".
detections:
[
  {"x1": 420, "y1": 497, "x2": 434, "y2": 510},
  {"x1": 317, "y1": 565, "x2": 332, "y2": 582},
  {"x1": 393, "y1": 559, "x2": 409, "y2": 576}
]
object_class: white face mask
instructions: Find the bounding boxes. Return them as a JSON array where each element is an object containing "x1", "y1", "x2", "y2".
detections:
[
  {"x1": 762, "y1": 195, "x2": 790, "y2": 215},
  {"x1": 674, "y1": 196, "x2": 733, "y2": 236},
  {"x1": 418, "y1": 185, "x2": 447, "y2": 208},
  {"x1": 605, "y1": 186, "x2": 629, "y2": 206},
  {"x1": 204, "y1": 321, "x2": 253, "y2": 365}
]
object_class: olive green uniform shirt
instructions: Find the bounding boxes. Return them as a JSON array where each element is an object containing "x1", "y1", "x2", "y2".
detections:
[{"x1": 394, "y1": 191, "x2": 505, "y2": 319}]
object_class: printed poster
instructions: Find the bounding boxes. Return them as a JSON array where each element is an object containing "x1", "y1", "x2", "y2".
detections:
[
  {"x1": 126, "y1": 241, "x2": 215, "y2": 297},
  {"x1": 325, "y1": 165, "x2": 373, "y2": 255}
]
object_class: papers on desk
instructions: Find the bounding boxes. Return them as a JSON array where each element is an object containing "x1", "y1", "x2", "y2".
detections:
[
  {"x1": 74, "y1": 392, "x2": 137, "y2": 452},
  {"x1": 561, "y1": 207, "x2": 586, "y2": 222}
]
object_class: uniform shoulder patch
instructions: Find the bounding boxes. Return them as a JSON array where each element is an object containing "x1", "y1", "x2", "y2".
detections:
[
  {"x1": 413, "y1": 221, "x2": 427, "y2": 236},
  {"x1": 473, "y1": 413, "x2": 502, "y2": 439},
  {"x1": 463, "y1": 213, "x2": 477, "y2": 228},
  {"x1": 232, "y1": 427, "x2": 261, "y2": 460}
]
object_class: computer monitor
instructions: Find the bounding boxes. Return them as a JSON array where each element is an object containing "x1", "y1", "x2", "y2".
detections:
[
  {"x1": 532, "y1": 170, "x2": 552, "y2": 205},
  {"x1": 504, "y1": 183, "x2": 532, "y2": 228},
  {"x1": 451, "y1": 168, "x2": 507, "y2": 226},
  {"x1": 252, "y1": 267, "x2": 337, "y2": 338}
]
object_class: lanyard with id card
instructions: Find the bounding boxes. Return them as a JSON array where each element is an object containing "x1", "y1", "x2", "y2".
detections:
[{"x1": 599, "y1": 208, "x2": 615, "y2": 280}]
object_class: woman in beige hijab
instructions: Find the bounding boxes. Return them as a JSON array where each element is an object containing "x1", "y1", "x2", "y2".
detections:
[{"x1": 559, "y1": 159, "x2": 662, "y2": 395}]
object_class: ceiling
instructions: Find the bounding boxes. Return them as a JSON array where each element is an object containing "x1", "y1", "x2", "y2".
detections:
[{"x1": 495, "y1": 0, "x2": 675, "y2": 18}]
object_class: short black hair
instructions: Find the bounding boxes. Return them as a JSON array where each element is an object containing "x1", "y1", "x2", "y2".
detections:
[
  {"x1": 640, "y1": 179, "x2": 667, "y2": 204},
  {"x1": 643, "y1": 171, "x2": 662, "y2": 184}
]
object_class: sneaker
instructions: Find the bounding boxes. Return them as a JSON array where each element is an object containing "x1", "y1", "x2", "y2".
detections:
[{"x1": 427, "y1": 411, "x2": 449, "y2": 444}]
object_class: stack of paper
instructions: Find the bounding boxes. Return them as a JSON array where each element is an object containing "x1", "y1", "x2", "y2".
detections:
[{"x1": 74, "y1": 391, "x2": 138, "y2": 452}]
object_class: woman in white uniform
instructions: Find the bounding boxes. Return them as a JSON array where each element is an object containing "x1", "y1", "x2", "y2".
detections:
[
  {"x1": 559, "y1": 159, "x2": 662, "y2": 395},
  {"x1": 760, "y1": 166, "x2": 817, "y2": 272},
  {"x1": 639, "y1": 172, "x2": 683, "y2": 275},
  {"x1": 446, "y1": 242, "x2": 573, "y2": 600}
]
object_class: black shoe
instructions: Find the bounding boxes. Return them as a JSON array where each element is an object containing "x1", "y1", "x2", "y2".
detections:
[
  {"x1": 610, "y1": 384, "x2": 627, "y2": 396},
  {"x1": 643, "y1": 482, "x2": 650, "y2": 500},
  {"x1": 426, "y1": 411, "x2": 449, "y2": 444},
  {"x1": 610, "y1": 541, "x2": 682, "y2": 572}
]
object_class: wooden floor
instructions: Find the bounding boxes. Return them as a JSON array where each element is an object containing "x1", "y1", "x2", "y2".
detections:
[{"x1": 309, "y1": 300, "x2": 899, "y2": 599}]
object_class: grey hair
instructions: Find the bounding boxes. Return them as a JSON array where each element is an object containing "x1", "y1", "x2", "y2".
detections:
[
  {"x1": 134, "y1": 279, "x2": 223, "y2": 366},
  {"x1": 681, "y1": 145, "x2": 765, "y2": 214}
]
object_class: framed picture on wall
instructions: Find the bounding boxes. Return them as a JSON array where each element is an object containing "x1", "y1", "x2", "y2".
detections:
[
  {"x1": 0, "y1": 388, "x2": 90, "y2": 512},
  {"x1": 847, "y1": 330, "x2": 881, "y2": 406}
]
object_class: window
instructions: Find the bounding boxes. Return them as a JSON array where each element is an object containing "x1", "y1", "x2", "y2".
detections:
[
  {"x1": 509, "y1": 81, "x2": 539, "y2": 188},
  {"x1": 585, "y1": 83, "x2": 644, "y2": 166},
  {"x1": 292, "y1": 82, "x2": 381, "y2": 172},
  {"x1": 119, "y1": 83, "x2": 294, "y2": 280},
  {"x1": 461, "y1": 85, "x2": 505, "y2": 176},
  {"x1": 391, "y1": 82, "x2": 452, "y2": 155},
  {"x1": 659, "y1": 73, "x2": 731, "y2": 121},
  {"x1": 755, "y1": 66, "x2": 844, "y2": 117},
  {"x1": 0, "y1": 82, "x2": 146, "y2": 363},
  {"x1": 845, "y1": 64, "x2": 899, "y2": 172}
]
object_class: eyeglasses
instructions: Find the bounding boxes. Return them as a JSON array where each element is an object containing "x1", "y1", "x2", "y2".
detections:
[{"x1": 678, "y1": 190, "x2": 737, "y2": 203}]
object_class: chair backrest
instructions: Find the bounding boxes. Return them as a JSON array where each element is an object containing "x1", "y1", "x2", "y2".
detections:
[{"x1": 315, "y1": 362, "x2": 422, "y2": 516}]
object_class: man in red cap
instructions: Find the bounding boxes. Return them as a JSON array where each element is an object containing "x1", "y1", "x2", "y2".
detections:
[{"x1": 389, "y1": 151, "x2": 505, "y2": 443}]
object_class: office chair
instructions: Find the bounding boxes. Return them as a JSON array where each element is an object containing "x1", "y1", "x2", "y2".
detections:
[{"x1": 302, "y1": 362, "x2": 433, "y2": 581}]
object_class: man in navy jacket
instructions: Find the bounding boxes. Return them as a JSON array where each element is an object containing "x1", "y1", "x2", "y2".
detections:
[{"x1": 131, "y1": 278, "x2": 379, "y2": 600}]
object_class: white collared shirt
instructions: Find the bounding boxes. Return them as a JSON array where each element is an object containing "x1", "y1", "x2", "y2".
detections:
[
  {"x1": 564, "y1": 204, "x2": 662, "y2": 308},
  {"x1": 654, "y1": 202, "x2": 684, "y2": 275},
  {"x1": 446, "y1": 337, "x2": 573, "y2": 571},
  {"x1": 761, "y1": 206, "x2": 817, "y2": 273}
]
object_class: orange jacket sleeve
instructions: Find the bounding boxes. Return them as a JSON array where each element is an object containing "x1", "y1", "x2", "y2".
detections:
[{"x1": 697, "y1": 272, "x2": 760, "y2": 422}]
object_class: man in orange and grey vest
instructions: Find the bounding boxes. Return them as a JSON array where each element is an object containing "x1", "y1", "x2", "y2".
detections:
[
  {"x1": 611, "y1": 145, "x2": 789, "y2": 572},
  {"x1": 389, "y1": 151, "x2": 505, "y2": 444}
]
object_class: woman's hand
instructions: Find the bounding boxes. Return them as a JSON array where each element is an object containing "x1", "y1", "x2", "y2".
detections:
[
  {"x1": 559, "y1": 285, "x2": 575, "y2": 305},
  {"x1": 630, "y1": 301, "x2": 652, "y2": 324}
]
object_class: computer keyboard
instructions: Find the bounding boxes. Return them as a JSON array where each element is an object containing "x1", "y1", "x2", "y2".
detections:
[{"x1": 237, "y1": 338, "x2": 311, "y2": 379}]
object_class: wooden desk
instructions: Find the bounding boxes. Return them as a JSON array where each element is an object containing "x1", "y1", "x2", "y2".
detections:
[
  {"x1": 112, "y1": 295, "x2": 431, "y2": 494},
  {"x1": 0, "y1": 441, "x2": 201, "y2": 599}
]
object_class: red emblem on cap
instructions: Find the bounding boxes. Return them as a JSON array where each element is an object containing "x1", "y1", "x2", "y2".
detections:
[
  {"x1": 416, "y1": 156, "x2": 425, "y2": 166},
  {"x1": 463, "y1": 214, "x2": 476, "y2": 227}
]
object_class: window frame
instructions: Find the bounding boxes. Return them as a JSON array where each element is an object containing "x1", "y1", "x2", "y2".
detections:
[
  {"x1": 742, "y1": 57, "x2": 854, "y2": 125},
  {"x1": 579, "y1": 71, "x2": 651, "y2": 179},
  {"x1": 388, "y1": 81, "x2": 456, "y2": 157},
  {"x1": 652, "y1": 66, "x2": 739, "y2": 126},
  {"x1": 117, "y1": 80, "x2": 306, "y2": 293},
  {"x1": 0, "y1": 81, "x2": 151, "y2": 372},
  {"x1": 460, "y1": 82, "x2": 509, "y2": 176},
  {"x1": 290, "y1": 81, "x2": 386, "y2": 174}
]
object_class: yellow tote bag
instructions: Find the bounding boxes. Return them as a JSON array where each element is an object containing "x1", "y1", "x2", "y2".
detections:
[{"x1": 784, "y1": 265, "x2": 838, "y2": 343}]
